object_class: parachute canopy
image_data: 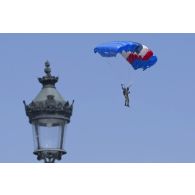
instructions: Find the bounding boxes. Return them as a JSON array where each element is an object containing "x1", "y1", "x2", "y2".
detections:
[{"x1": 94, "y1": 41, "x2": 157, "y2": 70}]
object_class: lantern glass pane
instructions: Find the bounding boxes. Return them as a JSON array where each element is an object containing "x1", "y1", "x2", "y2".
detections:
[{"x1": 32, "y1": 119, "x2": 67, "y2": 151}]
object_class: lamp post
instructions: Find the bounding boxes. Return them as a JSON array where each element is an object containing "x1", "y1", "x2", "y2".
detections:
[{"x1": 23, "y1": 61, "x2": 74, "y2": 163}]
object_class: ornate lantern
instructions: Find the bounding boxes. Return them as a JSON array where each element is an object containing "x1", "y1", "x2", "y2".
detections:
[{"x1": 23, "y1": 61, "x2": 74, "y2": 163}]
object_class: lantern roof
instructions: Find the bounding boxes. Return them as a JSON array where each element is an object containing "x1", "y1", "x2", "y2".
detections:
[{"x1": 23, "y1": 61, "x2": 74, "y2": 124}]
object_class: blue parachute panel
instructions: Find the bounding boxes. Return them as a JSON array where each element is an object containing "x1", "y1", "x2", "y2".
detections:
[
  {"x1": 94, "y1": 41, "x2": 142, "y2": 57},
  {"x1": 132, "y1": 55, "x2": 158, "y2": 70}
]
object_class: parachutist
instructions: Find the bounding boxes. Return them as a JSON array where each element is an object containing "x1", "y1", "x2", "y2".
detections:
[{"x1": 121, "y1": 84, "x2": 131, "y2": 107}]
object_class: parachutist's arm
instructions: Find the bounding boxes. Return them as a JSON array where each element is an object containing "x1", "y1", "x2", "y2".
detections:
[
  {"x1": 128, "y1": 84, "x2": 132, "y2": 88},
  {"x1": 121, "y1": 84, "x2": 125, "y2": 89}
]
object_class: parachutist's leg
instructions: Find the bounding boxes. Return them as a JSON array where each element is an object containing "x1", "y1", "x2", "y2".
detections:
[
  {"x1": 125, "y1": 97, "x2": 128, "y2": 107},
  {"x1": 124, "y1": 98, "x2": 126, "y2": 106},
  {"x1": 126, "y1": 97, "x2": 130, "y2": 107}
]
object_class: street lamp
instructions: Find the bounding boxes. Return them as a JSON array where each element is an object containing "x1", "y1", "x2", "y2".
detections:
[{"x1": 23, "y1": 61, "x2": 74, "y2": 163}]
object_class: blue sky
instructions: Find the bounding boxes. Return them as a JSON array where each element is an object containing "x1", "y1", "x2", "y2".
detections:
[{"x1": 0, "y1": 33, "x2": 195, "y2": 163}]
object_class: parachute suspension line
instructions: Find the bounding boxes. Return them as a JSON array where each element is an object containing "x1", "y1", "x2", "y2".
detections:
[
  {"x1": 104, "y1": 56, "x2": 136, "y2": 87},
  {"x1": 103, "y1": 56, "x2": 144, "y2": 89},
  {"x1": 132, "y1": 70, "x2": 144, "y2": 86},
  {"x1": 104, "y1": 58, "x2": 121, "y2": 82},
  {"x1": 118, "y1": 54, "x2": 134, "y2": 87}
]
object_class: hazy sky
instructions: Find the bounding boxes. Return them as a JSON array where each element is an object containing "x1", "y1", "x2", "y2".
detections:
[{"x1": 0, "y1": 34, "x2": 195, "y2": 163}]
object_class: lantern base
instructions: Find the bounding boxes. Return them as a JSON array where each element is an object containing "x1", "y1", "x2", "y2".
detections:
[{"x1": 34, "y1": 149, "x2": 66, "y2": 163}]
